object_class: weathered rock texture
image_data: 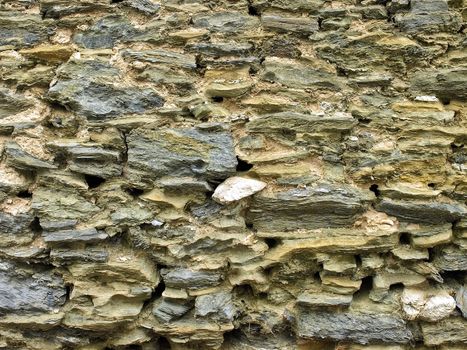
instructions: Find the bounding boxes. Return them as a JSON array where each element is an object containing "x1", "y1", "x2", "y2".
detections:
[{"x1": 0, "y1": 0, "x2": 466, "y2": 349}]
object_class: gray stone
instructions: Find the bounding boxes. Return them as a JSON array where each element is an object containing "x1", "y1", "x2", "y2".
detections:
[
  {"x1": 456, "y1": 285, "x2": 467, "y2": 318},
  {"x1": 297, "y1": 310, "x2": 413, "y2": 344},
  {"x1": 0, "y1": 211, "x2": 34, "y2": 247},
  {"x1": 395, "y1": 0, "x2": 461, "y2": 34},
  {"x1": 43, "y1": 228, "x2": 108, "y2": 244},
  {"x1": 432, "y1": 245, "x2": 467, "y2": 271},
  {"x1": 122, "y1": 0, "x2": 160, "y2": 15},
  {"x1": 411, "y1": 68, "x2": 467, "y2": 102},
  {"x1": 32, "y1": 187, "x2": 100, "y2": 221},
  {"x1": 262, "y1": 15, "x2": 319, "y2": 36},
  {"x1": 0, "y1": 260, "x2": 66, "y2": 314},
  {"x1": 126, "y1": 126, "x2": 237, "y2": 185},
  {"x1": 40, "y1": 220, "x2": 77, "y2": 232},
  {"x1": 252, "y1": 0, "x2": 324, "y2": 12},
  {"x1": 296, "y1": 292, "x2": 353, "y2": 307},
  {"x1": 0, "y1": 89, "x2": 33, "y2": 119},
  {"x1": 122, "y1": 49, "x2": 197, "y2": 69},
  {"x1": 74, "y1": 15, "x2": 136, "y2": 49},
  {"x1": 153, "y1": 298, "x2": 192, "y2": 323},
  {"x1": 47, "y1": 60, "x2": 164, "y2": 121},
  {"x1": 375, "y1": 199, "x2": 467, "y2": 224},
  {"x1": 247, "y1": 184, "x2": 374, "y2": 231},
  {"x1": 0, "y1": 12, "x2": 53, "y2": 48},
  {"x1": 261, "y1": 58, "x2": 343, "y2": 90},
  {"x1": 247, "y1": 112, "x2": 356, "y2": 134},
  {"x1": 47, "y1": 141, "x2": 122, "y2": 178},
  {"x1": 186, "y1": 42, "x2": 253, "y2": 57},
  {"x1": 192, "y1": 12, "x2": 259, "y2": 34},
  {"x1": 40, "y1": 0, "x2": 109, "y2": 19},
  {"x1": 161, "y1": 268, "x2": 224, "y2": 290},
  {"x1": 195, "y1": 291, "x2": 236, "y2": 322},
  {"x1": 50, "y1": 248, "x2": 109, "y2": 264},
  {"x1": 5, "y1": 142, "x2": 57, "y2": 171}
]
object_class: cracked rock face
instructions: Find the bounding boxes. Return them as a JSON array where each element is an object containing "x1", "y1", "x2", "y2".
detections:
[{"x1": 0, "y1": 0, "x2": 466, "y2": 349}]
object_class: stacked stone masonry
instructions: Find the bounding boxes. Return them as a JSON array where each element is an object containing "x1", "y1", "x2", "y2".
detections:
[{"x1": 0, "y1": 0, "x2": 466, "y2": 349}]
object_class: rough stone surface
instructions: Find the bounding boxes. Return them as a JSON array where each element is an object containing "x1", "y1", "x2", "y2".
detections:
[
  {"x1": 212, "y1": 177, "x2": 266, "y2": 204},
  {"x1": 0, "y1": 0, "x2": 466, "y2": 348}
]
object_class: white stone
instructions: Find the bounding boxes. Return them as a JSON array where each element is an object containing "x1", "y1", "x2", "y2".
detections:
[
  {"x1": 401, "y1": 288, "x2": 456, "y2": 322},
  {"x1": 212, "y1": 177, "x2": 266, "y2": 204},
  {"x1": 414, "y1": 95, "x2": 439, "y2": 102}
]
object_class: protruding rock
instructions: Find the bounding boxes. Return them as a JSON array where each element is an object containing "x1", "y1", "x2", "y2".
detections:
[
  {"x1": 212, "y1": 177, "x2": 266, "y2": 204},
  {"x1": 0, "y1": 260, "x2": 66, "y2": 314},
  {"x1": 127, "y1": 126, "x2": 237, "y2": 186},
  {"x1": 401, "y1": 288, "x2": 456, "y2": 321},
  {"x1": 247, "y1": 184, "x2": 374, "y2": 231},
  {"x1": 297, "y1": 310, "x2": 413, "y2": 344}
]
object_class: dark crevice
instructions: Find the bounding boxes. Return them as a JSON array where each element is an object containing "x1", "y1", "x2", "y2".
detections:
[
  {"x1": 355, "y1": 254, "x2": 362, "y2": 268},
  {"x1": 264, "y1": 237, "x2": 280, "y2": 249},
  {"x1": 399, "y1": 232, "x2": 411, "y2": 245},
  {"x1": 357, "y1": 117, "x2": 371, "y2": 125},
  {"x1": 369, "y1": 184, "x2": 380, "y2": 197},
  {"x1": 355, "y1": 276, "x2": 373, "y2": 296},
  {"x1": 211, "y1": 96, "x2": 224, "y2": 103},
  {"x1": 236, "y1": 157, "x2": 253, "y2": 172},
  {"x1": 84, "y1": 174, "x2": 106, "y2": 189},
  {"x1": 17, "y1": 190, "x2": 32, "y2": 198},
  {"x1": 440, "y1": 270, "x2": 465, "y2": 283},
  {"x1": 427, "y1": 182, "x2": 436, "y2": 188},
  {"x1": 156, "y1": 336, "x2": 171, "y2": 350},
  {"x1": 110, "y1": 0, "x2": 124, "y2": 3},
  {"x1": 125, "y1": 187, "x2": 144, "y2": 197},
  {"x1": 29, "y1": 217, "x2": 42, "y2": 234},
  {"x1": 389, "y1": 282, "x2": 404, "y2": 291},
  {"x1": 248, "y1": 4, "x2": 260, "y2": 16}
]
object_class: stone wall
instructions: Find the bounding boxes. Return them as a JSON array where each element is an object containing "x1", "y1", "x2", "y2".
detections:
[{"x1": 0, "y1": 0, "x2": 466, "y2": 349}]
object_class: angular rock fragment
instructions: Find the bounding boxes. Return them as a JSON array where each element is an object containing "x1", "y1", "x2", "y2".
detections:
[
  {"x1": 247, "y1": 184, "x2": 374, "y2": 231},
  {"x1": 212, "y1": 177, "x2": 266, "y2": 204},
  {"x1": 43, "y1": 228, "x2": 108, "y2": 244},
  {"x1": 394, "y1": 0, "x2": 462, "y2": 34},
  {"x1": 432, "y1": 245, "x2": 467, "y2": 271},
  {"x1": 401, "y1": 288, "x2": 456, "y2": 321},
  {"x1": 121, "y1": 0, "x2": 160, "y2": 15},
  {"x1": 127, "y1": 125, "x2": 237, "y2": 186},
  {"x1": 261, "y1": 14, "x2": 319, "y2": 36},
  {"x1": 195, "y1": 291, "x2": 236, "y2": 322},
  {"x1": 0, "y1": 88, "x2": 34, "y2": 119},
  {"x1": 262, "y1": 58, "x2": 343, "y2": 90},
  {"x1": 411, "y1": 68, "x2": 467, "y2": 102},
  {"x1": 0, "y1": 12, "x2": 53, "y2": 48},
  {"x1": 47, "y1": 140, "x2": 122, "y2": 178},
  {"x1": 40, "y1": 0, "x2": 109, "y2": 18},
  {"x1": 247, "y1": 111, "x2": 356, "y2": 135},
  {"x1": 0, "y1": 260, "x2": 66, "y2": 314},
  {"x1": 421, "y1": 317, "x2": 467, "y2": 346},
  {"x1": 32, "y1": 186, "x2": 100, "y2": 221},
  {"x1": 192, "y1": 12, "x2": 259, "y2": 34},
  {"x1": 47, "y1": 60, "x2": 164, "y2": 121},
  {"x1": 297, "y1": 310, "x2": 413, "y2": 344},
  {"x1": 376, "y1": 199, "x2": 467, "y2": 224},
  {"x1": 297, "y1": 292, "x2": 353, "y2": 307},
  {"x1": 122, "y1": 49, "x2": 197, "y2": 70},
  {"x1": 0, "y1": 211, "x2": 34, "y2": 247},
  {"x1": 50, "y1": 248, "x2": 109, "y2": 264},
  {"x1": 161, "y1": 268, "x2": 224, "y2": 290},
  {"x1": 456, "y1": 285, "x2": 467, "y2": 319},
  {"x1": 153, "y1": 298, "x2": 192, "y2": 323},
  {"x1": 5, "y1": 142, "x2": 57, "y2": 171}
]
